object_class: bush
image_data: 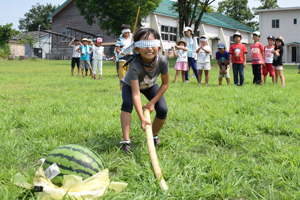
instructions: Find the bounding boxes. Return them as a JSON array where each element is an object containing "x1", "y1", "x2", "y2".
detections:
[{"x1": 0, "y1": 44, "x2": 11, "y2": 58}]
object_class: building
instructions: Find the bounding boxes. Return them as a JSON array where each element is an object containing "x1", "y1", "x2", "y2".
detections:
[
  {"x1": 47, "y1": 0, "x2": 255, "y2": 60},
  {"x1": 255, "y1": 7, "x2": 300, "y2": 63}
]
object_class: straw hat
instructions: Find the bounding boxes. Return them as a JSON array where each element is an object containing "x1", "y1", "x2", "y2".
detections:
[
  {"x1": 176, "y1": 40, "x2": 187, "y2": 47},
  {"x1": 82, "y1": 38, "x2": 88, "y2": 42}
]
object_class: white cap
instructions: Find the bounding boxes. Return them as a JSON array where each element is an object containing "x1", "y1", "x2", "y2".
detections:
[
  {"x1": 253, "y1": 31, "x2": 261, "y2": 36},
  {"x1": 199, "y1": 35, "x2": 208, "y2": 41},
  {"x1": 183, "y1": 27, "x2": 194, "y2": 34},
  {"x1": 233, "y1": 31, "x2": 242, "y2": 39}
]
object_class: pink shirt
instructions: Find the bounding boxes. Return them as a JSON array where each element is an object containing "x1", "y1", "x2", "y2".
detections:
[
  {"x1": 250, "y1": 42, "x2": 264, "y2": 64},
  {"x1": 264, "y1": 45, "x2": 275, "y2": 64}
]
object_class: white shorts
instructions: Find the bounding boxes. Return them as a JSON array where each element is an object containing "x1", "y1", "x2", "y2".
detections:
[
  {"x1": 197, "y1": 62, "x2": 211, "y2": 70},
  {"x1": 219, "y1": 66, "x2": 230, "y2": 78}
]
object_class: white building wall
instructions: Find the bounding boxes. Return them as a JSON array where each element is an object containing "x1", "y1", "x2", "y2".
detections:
[{"x1": 258, "y1": 9, "x2": 300, "y2": 62}]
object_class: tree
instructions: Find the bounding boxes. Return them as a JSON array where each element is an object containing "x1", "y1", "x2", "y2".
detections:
[
  {"x1": 173, "y1": 0, "x2": 215, "y2": 38},
  {"x1": 17, "y1": 32, "x2": 39, "y2": 57},
  {"x1": 255, "y1": 0, "x2": 279, "y2": 10},
  {"x1": 218, "y1": 0, "x2": 258, "y2": 30},
  {"x1": 0, "y1": 23, "x2": 19, "y2": 47},
  {"x1": 19, "y1": 3, "x2": 59, "y2": 31},
  {"x1": 74, "y1": 0, "x2": 162, "y2": 36},
  {"x1": 0, "y1": 23, "x2": 19, "y2": 58}
]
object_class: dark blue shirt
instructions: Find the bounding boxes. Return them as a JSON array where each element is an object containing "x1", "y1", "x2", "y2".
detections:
[{"x1": 216, "y1": 50, "x2": 230, "y2": 65}]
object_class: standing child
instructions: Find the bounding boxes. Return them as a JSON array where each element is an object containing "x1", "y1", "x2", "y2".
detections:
[
  {"x1": 68, "y1": 38, "x2": 82, "y2": 76},
  {"x1": 76, "y1": 38, "x2": 93, "y2": 77},
  {"x1": 119, "y1": 28, "x2": 169, "y2": 153},
  {"x1": 116, "y1": 24, "x2": 133, "y2": 90},
  {"x1": 88, "y1": 39, "x2": 94, "y2": 77},
  {"x1": 272, "y1": 36, "x2": 285, "y2": 86},
  {"x1": 172, "y1": 40, "x2": 188, "y2": 83},
  {"x1": 250, "y1": 31, "x2": 265, "y2": 85},
  {"x1": 216, "y1": 43, "x2": 230, "y2": 85},
  {"x1": 264, "y1": 35, "x2": 276, "y2": 83},
  {"x1": 181, "y1": 27, "x2": 199, "y2": 83},
  {"x1": 229, "y1": 31, "x2": 248, "y2": 86},
  {"x1": 196, "y1": 35, "x2": 211, "y2": 85},
  {"x1": 92, "y1": 38, "x2": 106, "y2": 80}
]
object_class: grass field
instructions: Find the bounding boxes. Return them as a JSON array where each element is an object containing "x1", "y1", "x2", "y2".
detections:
[{"x1": 0, "y1": 58, "x2": 300, "y2": 199}]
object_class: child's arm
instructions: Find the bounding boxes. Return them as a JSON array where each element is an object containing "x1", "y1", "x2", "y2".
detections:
[
  {"x1": 89, "y1": 47, "x2": 93, "y2": 54},
  {"x1": 176, "y1": 46, "x2": 188, "y2": 51},
  {"x1": 79, "y1": 42, "x2": 83, "y2": 46},
  {"x1": 243, "y1": 53, "x2": 247, "y2": 67},
  {"x1": 217, "y1": 60, "x2": 222, "y2": 71},
  {"x1": 142, "y1": 73, "x2": 169, "y2": 113},
  {"x1": 173, "y1": 47, "x2": 178, "y2": 57},
  {"x1": 261, "y1": 50, "x2": 265, "y2": 67},
  {"x1": 202, "y1": 46, "x2": 211, "y2": 53},
  {"x1": 196, "y1": 47, "x2": 201, "y2": 53},
  {"x1": 76, "y1": 46, "x2": 81, "y2": 53},
  {"x1": 130, "y1": 80, "x2": 152, "y2": 130},
  {"x1": 68, "y1": 38, "x2": 74, "y2": 47},
  {"x1": 103, "y1": 52, "x2": 106, "y2": 57},
  {"x1": 229, "y1": 54, "x2": 233, "y2": 67},
  {"x1": 224, "y1": 60, "x2": 228, "y2": 72}
]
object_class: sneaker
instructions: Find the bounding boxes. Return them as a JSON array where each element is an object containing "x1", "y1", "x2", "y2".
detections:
[
  {"x1": 120, "y1": 140, "x2": 132, "y2": 153},
  {"x1": 191, "y1": 75, "x2": 195, "y2": 78},
  {"x1": 186, "y1": 80, "x2": 189, "y2": 82},
  {"x1": 153, "y1": 136, "x2": 160, "y2": 147}
]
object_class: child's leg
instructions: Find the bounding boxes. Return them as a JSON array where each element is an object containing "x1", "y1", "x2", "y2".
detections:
[
  {"x1": 141, "y1": 84, "x2": 168, "y2": 137},
  {"x1": 99, "y1": 60, "x2": 103, "y2": 79},
  {"x1": 232, "y1": 63, "x2": 238, "y2": 85},
  {"x1": 198, "y1": 69, "x2": 203, "y2": 84},
  {"x1": 174, "y1": 70, "x2": 180, "y2": 83},
  {"x1": 204, "y1": 70, "x2": 209, "y2": 85},
  {"x1": 275, "y1": 69, "x2": 279, "y2": 85},
  {"x1": 181, "y1": 71, "x2": 186, "y2": 83},
  {"x1": 80, "y1": 60, "x2": 85, "y2": 77},
  {"x1": 279, "y1": 69, "x2": 285, "y2": 86},
  {"x1": 239, "y1": 64, "x2": 245, "y2": 86},
  {"x1": 71, "y1": 58, "x2": 75, "y2": 76},
  {"x1": 76, "y1": 58, "x2": 80, "y2": 75},
  {"x1": 226, "y1": 78, "x2": 230, "y2": 85},
  {"x1": 93, "y1": 59, "x2": 97, "y2": 78},
  {"x1": 121, "y1": 85, "x2": 134, "y2": 140}
]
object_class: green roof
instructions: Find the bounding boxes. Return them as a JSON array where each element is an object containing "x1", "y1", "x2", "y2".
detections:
[
  {"x1": 153, "y1": 0, "x2": 255, "y2": 33},
  {"x1": 48, "y1": 0, "x2": 255, "y2": 33},
  {"x1": 47, "y1": 0, "x2": 71, "y2": 20}
]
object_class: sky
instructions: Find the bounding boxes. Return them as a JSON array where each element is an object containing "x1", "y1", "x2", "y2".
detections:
[{"x1": 1, "y1": 0, "x2": 300, "y2": 30}]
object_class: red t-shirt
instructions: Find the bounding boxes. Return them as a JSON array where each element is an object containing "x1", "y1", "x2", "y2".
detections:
[
  {"x1": 250, "y1": 42, "x2": 264, "y2": 64},
  {"x1": 229, "y1": 43, "x2": 248, "y2": 64}
]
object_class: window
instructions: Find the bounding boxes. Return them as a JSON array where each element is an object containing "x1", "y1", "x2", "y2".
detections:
[
  {"x1": 161, "y1": 25, "x2": 177, "y2": 42},
  {"x1": 272, "y1": 19, "x2": 280, "y2": 28},
  {"x1": 294, "y1": 18, "x2": 297, "y2": 25},
  {"x1": 61, "y1": 30, "x2": 71, "y2": 42}
]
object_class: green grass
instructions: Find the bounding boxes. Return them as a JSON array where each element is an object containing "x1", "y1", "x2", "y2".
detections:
[{"x1": 0, "y1": 58, "x2": 300, "y2": 199}]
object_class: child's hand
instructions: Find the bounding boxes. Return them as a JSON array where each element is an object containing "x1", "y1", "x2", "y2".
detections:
[
  {"x1": 243, "y1": 62, "x2": 247, "y2": 67},
  {"x1": 92, "y1": 56, "x2": 94, "y2": 60},
  {"x1": 142, "y1": 102, "x2": 155, "y2": 113},
  {"x1": 141, "y1": 117, "x2": 152, "y2": 130},
  {"x1": 224, "y1": 69, "x2": 227, "y2": 74}
]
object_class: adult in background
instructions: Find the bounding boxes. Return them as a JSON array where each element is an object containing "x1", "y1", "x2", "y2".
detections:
[{"x1": 181, "y1": 27, "x2": 199, "y2": 83}]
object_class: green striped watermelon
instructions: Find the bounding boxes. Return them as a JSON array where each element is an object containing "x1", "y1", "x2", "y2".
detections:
[{"x1": 42, "y1": 144, "x2": 105, "y2": 186}]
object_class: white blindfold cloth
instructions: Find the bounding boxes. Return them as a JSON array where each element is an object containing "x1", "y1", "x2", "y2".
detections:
[
  {"x1": 122, "y1": 29, "x2": 131, "y2": 34},
  {"x1": 200, "y1": 38, "x2": 208, "y2": 42},
  {"x1": 121, "y1": 39, "x2": 160, "y2": 55}
]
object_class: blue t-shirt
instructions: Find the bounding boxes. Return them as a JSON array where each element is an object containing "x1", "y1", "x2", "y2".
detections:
[
  {"x1": 187, "y1": 38, "x2": 193, "y2": 57},
  {"x1": 80, "y1": 45, "x2": 91, "y2": 61},
  {"x1": 216, "y1": 50, "x2": 230, "y2": 65}
]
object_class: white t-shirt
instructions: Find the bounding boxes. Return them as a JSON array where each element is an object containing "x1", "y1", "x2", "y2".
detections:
[
  {"x1": 72, "y1": 44, "x2": 81, "y2": 58},
  {"x1": 93, "y1": 45, "x2": 104, "y2": 59},
  {"x1": 197, "y1": 45, "x2": 211, "y2": 63},
  {"x1": 115, "y1": 36, "x2": 132, "y2": 60},
  {"x1": 176, "y1": 50, "x2": 188, "y2": 62},
  {"x1": 264, "y1": 46, "x2": 275, "y2": 64}
]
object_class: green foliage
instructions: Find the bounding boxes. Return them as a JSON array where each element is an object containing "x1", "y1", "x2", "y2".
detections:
[
  {"x1": 256, "y1": 0, "x2": 279, "y2": 9},
  {"x1": 74, "y1": 0, "x2": 162, "y2": 36},
  {"x1": 218, "y1": 0, "x2": 258, "y2": 30},
  {"x1": 1, "y1": 59, "x2": 300, "y2": 199},
  {"x1": 17, "y1": 32, "x2": 39, "y2": 50},
  {"x1": 0, "y1": 44, "x2": 11, "y2": 59},
  {"x1": 18, "y1": 3, "x2": 59, "y2": 31},
  {"x1": 173, "y1": 0, "x2": 215, "y2": 37},
  {"x1": 0, "y1": 23, "x2": 19, "y2": 47}
]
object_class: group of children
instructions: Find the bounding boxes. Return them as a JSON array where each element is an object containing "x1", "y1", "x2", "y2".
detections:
[
  {"x1": 172, "y1": 28, "x2": 286, "y2": 86},
  {"x1": 69, "y1": 37, "x2": 105, "y2": 79}
]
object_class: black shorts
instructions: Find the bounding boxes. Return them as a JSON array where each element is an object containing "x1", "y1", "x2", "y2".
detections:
[
  {"x1": 121, "y1": 84, "x2": 168, "y2": 119},
  {"x1": 71, "y1": 57, "x2": 80, "y2": 68}
]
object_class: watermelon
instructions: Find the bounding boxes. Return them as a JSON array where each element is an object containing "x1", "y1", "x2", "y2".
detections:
[{"x1": 42, "y1": 144, "x2": 105, "y2": 186}]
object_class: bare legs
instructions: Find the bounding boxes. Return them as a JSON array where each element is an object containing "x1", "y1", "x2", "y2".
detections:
[{"x1": 198, "y1": 70, "x2": 209, "y2": 85}]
